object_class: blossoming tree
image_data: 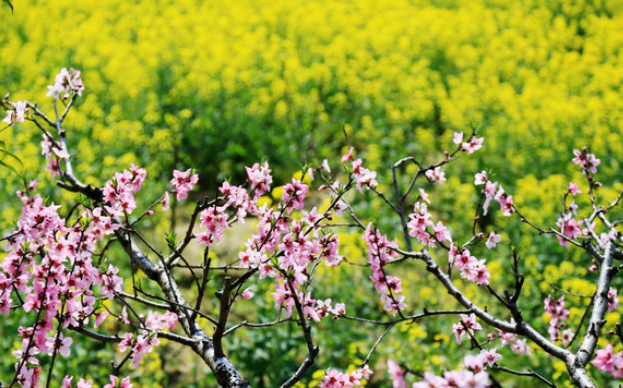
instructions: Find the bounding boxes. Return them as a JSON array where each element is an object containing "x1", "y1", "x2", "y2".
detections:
[{"x1": 0, "y1": 69, "x2": 622, "y2": 388}]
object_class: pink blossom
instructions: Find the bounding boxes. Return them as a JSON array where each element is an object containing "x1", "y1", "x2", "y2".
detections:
[
  {"x1": 474, "y1": 171, "x2": 487, "y2": 185},
  {"x1": 282, "y1": 179, "x2": 309, "y2": 210},
  {"x1": 485, "y1": 232, "x2": 501, "y2": 249},
  {"x1": 45, "y1": 333, "x2": 72, "y2": 357},
  {"x1": 103, "y1": 376, "x2": 132, "y2": 388},
  {"x1": 412, "y1": 371, "x2": 449, "y2": 388},
  {"x1": 360, "y1": 365, "x2": 373, "y2": 380},
  {"x1": 608, "y1": 288, "x2": 619, "y2": 312},
  {"x1": 462, "y1": 136, "x2": 484, "y2": 154},
  {"x1": 498, "y1": 195, "x2": 515, "y2": 216},
  {"x1": 145, "y1": 311, "x2": 177, "y2": 330},
  {"x1": 3, "y1": 101, "x2": 27, "y2": 125},
  {"x1": 241, "y1": 288, "x2": 254, "y2": 300},
  {"x1": 46, "y1": 84, "x2": 63, "y2": 100},
  {"x1": 461, "y1": 371, "x2": 489, "y2": 388},
  {"x1": 591, "y1": 344, "x2": 623, "y2": 376},
  {"x1": 47, "y1": 68, "x2": 85, "y2": 99},
  {"x1": 418, "y1": 188, "x2": 430, "y2": 203},
  {"x1": 407, "y1": 202, "x2": 434, "y2": 237},
  {"x1": 171, "y1": 169, "x2": 199, "y2": 201},
  {"x1": 433, "y1": 221, "x2": 452, "y2": 243},
  {"x1": 464, "y1": 353, "x2": 486, "y2": 372},
  {"x1": 321, "y1": 159, "x2": 331, "y2": 173},
  {"x1": 425, "y1": 167, "x2": 446, "y2": 184},
  {"x1": 461, "y1": 313, "x2": 483, "y2": 331},
  {"x1": 568, "y1": 182, "x2": 581, "y2": 196},
  {"x1": 453, "y1": 132, "x2": 464, "y2": 145},
  {"x1": 341, "y1": 147, "x2": 354, "y2": 162},
  {"x1": 302, "y1": 207, "x2": 320, "y2": 225},
  {"x1": 496, "y1": 328, "x2": 517, "y2": 347},
  {"x1": 62, "y1": 376, "x2": 73, "y2": 388},
  {"x1": 16, "y1": 366, "x2": 40, "y2": 388},
  {"x1": 452, "y1": 322, "x2": 466, "y2": 344},
  {"x1": 315, "y1": 299, "x2": 333, "y2": 319},
  {"x1": 443, "y1": 370, "x2": 466, "y2": 386},
  {"x1": 482, "y1": 181, "x2": 497, "y2": 215},
  {"x1": 453, "y1": 314, "x2": 482, "y2": 344},
  {"x1": 318, "y1": 368, "x2": 343, "y2": 388},
  {"x1": 387, "y1": 359, "x2": 406, "y2": 388},
  {"x1": 331, "y1": 303, "x2": 346, "y2": 318},
  {"x1": 318, "y1": 366, "x2": 370, "y2": 388},
  {"x1": 77, "y1": 379, "x2": 93, "y2": 388},
  {"x1": 572, "y1": 148, "x2": 601, "y2": 174},
  {"x1": 45, "y1": 156, "x2": 63, "y2": 179},
  {"x1": 352, "y1": 159, "x2": 378, "y2": 193},
  {"x1": 118, "y1": 332, "x2": 134, "y2": 353},
  {"x1": 544, "y1": 295, "x2": 570, "y2": 342},
  {"x1": 162, "y1": 191, "x2": 170, "y2": 211},
  {"x1": 333, "y1": 200, "x2": 347, "y2": 217},
  {"x1": 561, "y1": 329, "x2": 573, "y2": 346},
  {"x1": 556, "y1": 214, "x2": 582, "y2": 247},
  {"x1": 2, "y1": 110, "x2": 14, "y2": 125},
  {"x1": 572, "y1": 149, "x2": 585, "y2": 166},
  {"x1": 94, "y1": 312, "x2": 109, "y2": 328},
  {"x1": 510, "y1": 339, "x2": 532, "y2": 356},
  {"x1": 13, "y1": 339, "x2": 40, "y2": 365},
  {"x1": 480, "y1": 348, "x2": 502, "y2": 367},
  {"x1": 131, "y1": 331, "x2": 159, "y2": 368},
  {"x1": 162, "y1": 311, "x2": 178, "y2": 330},
  {"x1": 198, "y1": 206, "x2": 229, "y2": 246},
  {"x1": 453, "y1": 248, "x2": 476, "y2": 270},
  {"x1": 383, "y1": 294, "x2": 406, "y2": 316},
  {"x1": 601, "y1": 231, "x2": 617, "y2": 245},
  {"x1": 459, "y1": 257, "x2": 491, "y2": 286}
]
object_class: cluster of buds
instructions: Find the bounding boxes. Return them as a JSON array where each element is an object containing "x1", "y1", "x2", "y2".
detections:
[
  {"x1": 145, "y1": 310, "x2": 178, "y2": 331},
  {"x1": 452, "y1": 313, "x2": 483, "y2": 345},
  {"x1": 2, "y1": 98, "x2": 27, "y2": 126},
  {"x1": 572, "y1": 147, "x2": 601, "y2": 175},
  {"x1": 103, "y1": 164, "x2": 147, "y2": 214},
  {"x1": 474, "y1": 171, "x2": 514, "y2": 216},
  {"x1": 318, "y1": 365, "x2": 373, "y2": 388},
  {"x1": 407, "y1": 202, "x2": 451, "y2": 248},
  {"x1": 392, "y1": 349, "x2": 496, "y2": 388},
  {"x1": 46, "y1": 68, "x2": 85, "y2": 100},
  {"x1": 449, "y1": 245, "x2": 491, "y2": 286},
  {"x1": 485, "y1": 321, "x2": 532, "y2": 357},
  {"x1": 170, "y1": 168, "x2": 199, "y2": 201},
  {"x1": 363, "y1": 224, "x2": 405, "y2": 316},
  {"x1": 544, "y1": 295, "x2": 571, "y2": 344},
  {"x1": 342, "y1": 147, "x2": 378, "y2": 193},
  {"x1": 118, "y1": 331, "x2": 160, "y2": 369}
]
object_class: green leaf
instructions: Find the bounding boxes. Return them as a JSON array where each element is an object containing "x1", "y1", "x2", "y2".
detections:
[
  {"x1": 0, "y1": 159, "x2": 17, "y2": 174},
  {"x1": 165, "y1": 230, "x2": 178, "y2": 250},
  {"x1": 2, "y1": 0, "x2": 13, "y2": 14},
  {"x1": 0, "y1": 147, "x2": 22, "y2": 167}
]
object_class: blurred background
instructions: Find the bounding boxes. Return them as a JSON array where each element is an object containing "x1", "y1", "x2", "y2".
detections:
[{"x1": 2, "y1": 0, "x2": 623, "y2": 386}]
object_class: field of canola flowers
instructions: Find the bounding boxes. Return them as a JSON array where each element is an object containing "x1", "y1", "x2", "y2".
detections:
[{"x1": 2, "y1": 0, "x2": 623, "y2": 386}]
